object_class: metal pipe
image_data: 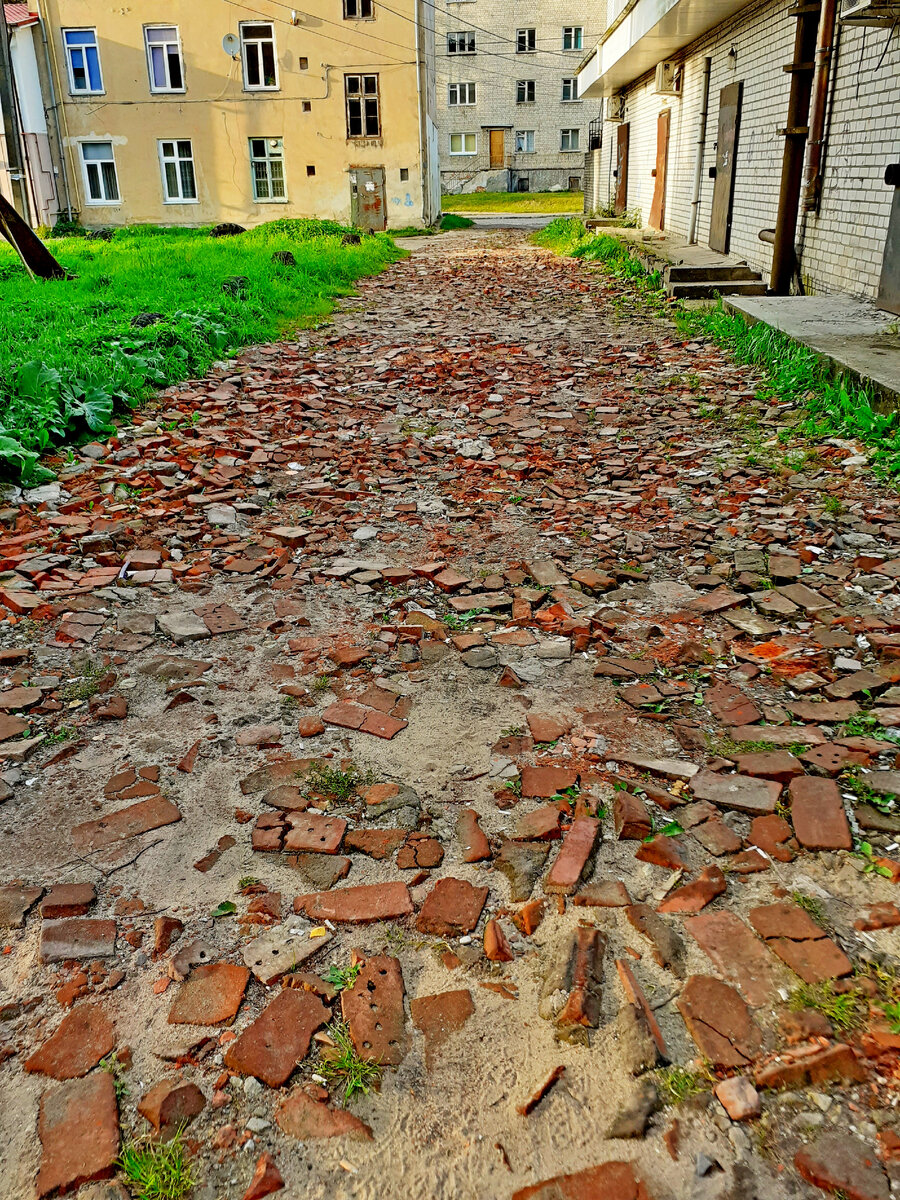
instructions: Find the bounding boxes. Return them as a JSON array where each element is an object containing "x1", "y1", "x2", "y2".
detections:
[
  {"x1": 37, "y1": 11, "x2": 73, "y2": 221},
  {"x1": 802, "y1": 0, "x2": 837, "y2": 212},
  {"x1": 770, "y1": 2, "x2": 821, "y2": 295},
  {"x1": 0, "y1": 3, "x2": 29, "y2": 217},
  {"x1": 688, "y1": 56, "x2": 712, "y2": 245}
]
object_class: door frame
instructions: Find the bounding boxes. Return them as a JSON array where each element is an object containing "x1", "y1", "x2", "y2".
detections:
[
  {"x1": 349, "y1": 165, "x2": 386, "y2": 232},
  {"x1": 709, "y1": 81, "x2": 743, "y2": 254},
  {"x1": 489, "y1": 128, "x2": 505, "y2": 170},
  {"x1": 614, "y1": 122, "x2": 629, "y2": 215},
  {"x1": 648, "y1": 108, "x2": 670, "y2": 231}
]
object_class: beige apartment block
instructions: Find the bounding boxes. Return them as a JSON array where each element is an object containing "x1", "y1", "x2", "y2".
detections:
[
  {"x1": 29, "y1": 0, "x2": 439, "y2": 230},
  {"x1": 434, "y1": 0, "x2": 605, "y2": 193}
]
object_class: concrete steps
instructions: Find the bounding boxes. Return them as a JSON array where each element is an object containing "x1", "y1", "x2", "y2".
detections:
[{"x1": 665, "y1": 262, "x2": 766, "y2": 300}]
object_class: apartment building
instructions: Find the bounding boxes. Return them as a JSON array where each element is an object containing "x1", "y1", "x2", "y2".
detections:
[
  {"x1": 577, "y1": 0, "x2": 900, "y2": 310},
  {"x1": 1, "y1": 0, "x2": 439, "y2": 231},
  {"x1": 434, "y1": 1, "x2": 605, "y2": 193}
]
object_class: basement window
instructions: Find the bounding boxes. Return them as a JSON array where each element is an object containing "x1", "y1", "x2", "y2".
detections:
[
  {"x1": 400, "y1": 167, "x2": 409, "y2": 181},
  {"x1": 302, "y1": 100, "x2": 312, "y2": 112},
  {"x1": 307, "y1": 164, "x2": 316, "y2": 176},
  {"x1": 346, "y1": 74, "x2": 381, "y2": 137},
  {"x1": 240, "y1": 22, "x2": 278, "y2": 89}
]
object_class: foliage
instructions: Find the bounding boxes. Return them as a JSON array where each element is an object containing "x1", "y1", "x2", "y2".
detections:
[
  {"x1": 322, "y1": 962, "x2": 363, "y2": 991},
  {"x1": 99, "y1": 1051, "x2": 129, "y2": 1097},
  {"x1": 789, "y1": 981, "x2": 867, "y2": 1032},
  {"x1": 305, "y1": 761, "x2": 377, "y2": 802},
  {"x1": 0, "y1": 220, "x2": 400, "y2": 482},
  {"x1": 118, "y1": 1130, "x2": 196, "y2": 1200},
  {"x1": 439, "y1": 212, "x2": 475, "y2": 230},
  {"x1": 790, "y1": 891, "x2": 826, "y2": 925},
  {"x1": 317, "y1": 1020, "x2": 382, "y2": 1102},
  {"x1": 653, "y1": 1064, "x2": 712, "y2": 1106},
  {"x1": 443, "y1": 191, "x2": 583, "y2": 214}
]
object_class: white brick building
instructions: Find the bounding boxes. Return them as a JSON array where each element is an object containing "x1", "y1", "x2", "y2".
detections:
[
  {"x1": 434, "y1": 0, "x2": 606, "y2": 193},
  {"x1": 577, "y1": 0, "x2": 900, "y2": 308}
]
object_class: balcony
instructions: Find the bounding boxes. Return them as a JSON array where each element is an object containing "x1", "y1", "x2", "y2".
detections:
[{"x1": 577, "y1": 0, "x2": 758, "y2": 97}]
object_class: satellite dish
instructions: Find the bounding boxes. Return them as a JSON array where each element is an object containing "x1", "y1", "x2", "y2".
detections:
[{"x1": 222, "y1": 33, "x2": 240, "y2": 57}]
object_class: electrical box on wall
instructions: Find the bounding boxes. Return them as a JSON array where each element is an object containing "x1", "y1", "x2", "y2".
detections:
[
  {"x1": 840, "y1": 0, "x2": 900, "y2": 23},
  {"x1": 654, "y1": 61, "x2": 681, "y2": 96},
  {"x1": 605, "y1": 94, "x2": 626, "y2": 122}
]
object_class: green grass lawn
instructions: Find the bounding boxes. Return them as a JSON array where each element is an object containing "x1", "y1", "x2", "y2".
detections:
[
  {"x1": 0, "y1": 220, "x2": 401, "y2": 483},
  {"x1": 442, "y1": 191, "x2": 584, "y2": 214}
]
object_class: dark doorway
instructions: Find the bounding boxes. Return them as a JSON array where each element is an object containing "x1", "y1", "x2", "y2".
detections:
[{"x1": 709, "y1": 82, "x2": 743, "y2": 253}]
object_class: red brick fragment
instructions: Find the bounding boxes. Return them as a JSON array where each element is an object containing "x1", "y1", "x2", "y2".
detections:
[
  {"x1": 544, "y1": 818, "x2": 600, "y2": 894},
  {"x1": 25, "y1": 1002, "x2": 114, "y2": 1080},
  {"x1": 341, "y1": 953, "x2": 407, "y2": 1066},
  {"x1": 410, "y1": 989, "x2": 474, "y2": 1068},
  {"x1": 511, "y1": 1161, "x2": 654, "y2": 1200},
  {"x1": 294, "y1": 882, "x2": 413, "y2": 923},
  {"x1": 138, "y1": 1079, "x2": 205, "y2": 1132},
  {"x1": 416, "y1": 877, "x2": 489, "y2": 937},
  {"x1": 35, "y1": 1073, "x2": 119, "y2": 1197}
]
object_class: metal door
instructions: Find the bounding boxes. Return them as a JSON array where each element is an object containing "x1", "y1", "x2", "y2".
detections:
[
  {"x1": 489, "y1": 129, "x2": 505, "y2": 168},
  {"x1": 877, "y1": 162, "x2": 900, "y2": 314},
  {"x1": 709, "y1": 82, "x2": 743, "y2": 253},
  {"x1": 614, "y1": 122, "x2": 629, "y2": 215},
  {"x1": 648, "y1": 108, "x2": 670, "y2": 231},
  {"x1": 349, "y1": 166, "x2": 386, "y2": 232}
]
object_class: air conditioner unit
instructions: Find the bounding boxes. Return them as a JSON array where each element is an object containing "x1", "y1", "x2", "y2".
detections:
[
  {"x1": 654, "y1": 61, "x2": 681, "y2": 96},
  {"x1": 840, "y1": 0, "x2": 900, "y2": 23},
  {"x1": 605, "y1": 94, "x2": 625, "y2": 122}
]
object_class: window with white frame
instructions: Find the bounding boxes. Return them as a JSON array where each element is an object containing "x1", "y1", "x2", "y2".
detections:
[
  {"x1": 448, "y1": 82, "x2": 476, "y2": 106},
  {"x1": 562, "y1": 26, "x2": 583, "y2": 50},
  {"x1": 345, "y1": 74, "x2": 381, "y2": 137},
  {"x1": 63, "y1": 29, "x2": 103, "y2": 93},
  {"x1": 344, "y1": 0, "x2": 374, "y2": 16},
  {"x1": 240, "y1": 23, "x2": 278, "y2": 89},
  {"x1": 516, "y1": 28, "x2": 536, "y2": 52},
  {"x1": 447, "y1": 31, "x2": 475, "y2": 53},
  {"x1": 561, "y1": 76, "x2": 579, "y2": 101},
  {"x1": 515, "y1": 130, "x2": 535, "y2": 153},
  {"x1": 560, "y1": 127, "x2": 580, "y2": 151},
  {"x1": 449, "y1": 132, "x2": 477, "y2": 155},
  {"x1": 145, "y1": 27, "x2": 184, "y2": 92},
  {"x1": 159, "y1": 139, "x2": 197, "y2": 201},
  {"x1": 80, "y1": 142, "x2": 119, "y2": 203},
  {"x1": 249, "y1": 137, "x2": 286, "y2": 201},
  {"x1": 516, "y1": 80, "x2": 535, "y2": 103}
]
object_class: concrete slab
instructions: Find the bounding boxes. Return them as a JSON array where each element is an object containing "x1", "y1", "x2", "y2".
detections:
[{"x1": 725, "y1": 294, "x2": 900, "y2": 405}]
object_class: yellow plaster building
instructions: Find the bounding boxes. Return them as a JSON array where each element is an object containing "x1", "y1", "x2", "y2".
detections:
[{"x1": 35, "y1": 0, "x2": 439, "y2": 230}]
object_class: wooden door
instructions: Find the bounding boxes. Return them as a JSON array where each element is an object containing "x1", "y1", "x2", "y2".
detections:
[
  {"x1": 648, "y1": 109, "x2": 670, "y2": 231},
  {"x1": 877, "y1": 163, "x2": 900, "y2": 314},
  {"x1": 489, "y1": 129, "x2": 505, "y2": 169},
  {"x1": 350, "y1": 166, "x2": 386, "y2": 232},
  {"x1": 709, "y1": 82, "x2": 743, "y2": 253},
  {"x1": 614, "y1": 123, "x2": 629, "y2": 215}
]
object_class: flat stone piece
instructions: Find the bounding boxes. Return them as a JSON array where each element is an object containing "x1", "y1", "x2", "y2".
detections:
[
  {"x1": 520, "y1": 765, "x2": 578, "y2": 798},
  {"x1": 706, "y1": 681, "x2": 761, "y2": 725},
  {"x1": 410, "y1": 989, "x2": 475, "y2": 1068},
  {"x1": 321, "y1": 701, "x2": 367, "y2": 730},
  {"x1": 283, "y1": 812, "x2": 347, "y2": 854},
  {"x1": 795, "y1": 1134, "x2": 889, "y2": 1200},
  {"x1": 749, "y1": 902, "x2": 853, "y2": 984},
  {"x1": 677, "y1": 975, "x2": 764, "y2": 1067},
  {"x1": 137, "y1": 1080, "x2": 205, "y2": 1132},
  {"x1": 291, "y1": 853, "x2": 351, "y2": 889},
  {"x1": 526, "y1": 713, "x2": 571, "y2": 743},
  {"x1": 862, "y1": 770, "x2": 900, "y2": 798},
  {"x1": 275, "y1": 1090, "x2": 372, "y2": 1141},
  {"x1": 416, "y1": 877, "x2": 489, "y2": 937},
  {"x1": 511, "y1": 1161, "x2": 653, "y2": 1200},
  {"x1": 225, "y1": 989, "x2": 328, "y2": 1086},
  {"x1": 35, "y1": 1073, "x2": 119, "y2": 1198},
  {"x1": 457, "y1": 809, "x2": 491, "y2": 862},
  {"x1": 658, "y1": 865, "x2": 726, "y2": 914},
  {"x1": 196, "y1": 602, "x2": 246, "y2": 635},
  {"x1": 625, "y1": 905, "x2": 685, "y2": 977},
  {"x1": 714, "y1": 1076, "x2": 761, "y2": 1122},
  {"x1": 158, "y1": 611, "x2": 211, "y2": 643},
  {"x1": 41, "y1": 919, "x2": 116, "y2": 962},
  {"x1": 690, "y1": 769, "x2": 781, "y2": 815},
  {"x1": 167, "y1": 963, "x2": 250, "y2": 1025},
  {"x1": 243, "y1": 1152, "x2": 285, "y2": 1200},
  {"x1": 341, "y1": 953, "x2": 408, "y2": 1066},
  {"x1": 573, "y1": 880, "x2": 631, "y2": 908},
  {"x1": 344, "y1": 828, "x2": 406, "y2": 859},
  {"x1": 616, "y1": 754, "x2": 699, "y2": 782},
  {"x1": 788, "y1": 700, "x2": 861, "y2": 723},
  {"x1": 789, "y1": 775, "x2": 852, "y2": 850},
  {"x1": 495, "y1": 840, "x2": 550, "y2": 901},
  {"x1": 733, "y1": 751, "x2": 804, "y2": 782},
  {"x1": 544, "y1": 818, "x2": 600, "y2": 894},
  {"x1": 40, "y1": 882, "x2": 96, "y2": 919},
  {"x1": 25, "y1": 1002, "x2": 115, "y2": 1079},
  {"x1": 72, "y1": 794, "x2": 182, "y2": 852},
  {"x1": 516, "y1": 805, "x2": 563, "y2": 840},
  {"x1": 0, "y1": 883, "x2": 43, "y2": 928},
  {"x1": 728, "y1": 724, "x2": 825, "y2": 747},
  {"x1": 545, "y1": 925, "x2": 606, "y2": 1032},
  {"x1": 0, "y1": 685, "x2": 41, "y2": 710},
  {"x1": 294, "y1": 881, "x2": 413, "y2": 923},
  {"x1": 242, "y1": 926, "x2": 333, "y2": 985}
]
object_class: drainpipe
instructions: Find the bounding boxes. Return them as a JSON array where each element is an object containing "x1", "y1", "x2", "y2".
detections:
[
  {"x1": 770, "y1": 1, "x2": 821, "y2": 294},
  {"x1": 414, "y1": 0, "x2": 428, "y2": 224},
  {"x1": 688, "y1": 56, "x2": 712, "y2": 245},
  {"x1": 802, "y1": 0, "x2": 838, "y2": 213},
  {"x1": 37, "y1": 11, "x2": 73, "y2": 221}
]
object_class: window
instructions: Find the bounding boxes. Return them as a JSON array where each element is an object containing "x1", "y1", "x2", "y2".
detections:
[
  {"x1": 345, "y1": 74, "x2": 381, "y2": 137},
  {"x1": 514, "y1": 130, "x2": 535, "y2": 153},
  {"x1": 240, "y1": 23, "x2": 278, "y2": 89},
  {"x1": 307, "y1": 164, "x2": 316, "y2": 175},
  {"x1": 145, "y1": 27, "x2": 184, "y2": 92},
  {"x1": 449, "y1": 132, "x2": 477, "y2": 155},
  {"x1": 447, "y1": 31, "x2": 475, "y2": 53},
  {"x1": 80, "y1": 142, "x2": 119, "y2": 203},
  {"x1": 159, "y1": 140, "x2": 197, "y2": 202},
  {"x1": 516, "y1": 28, "x2": 536, "y2": 52},
  {"x1": 344, "y1": 0, "x2": 374, "y2": 16},
  {"x1": 560, "y1": 127, "x2": 581, "y2": 151},
  {"x1": 249, "y1": 137, "x2": 286, "y2": 201},
  {"x1": 516, "y1": 80, "x2": 535, "y2": 103},
  {"x1": 563, "y1": 26, "x2": 583, "y2": 50},
  {"x1": 448, "y1": 82, "x2": 476, "y2": 106},
  {"x1": 63, "y1": 29, "x2": 102, "y2": 94},
  {"x1": 562, "y1": 77, "x2": 579, "y2": 101}
]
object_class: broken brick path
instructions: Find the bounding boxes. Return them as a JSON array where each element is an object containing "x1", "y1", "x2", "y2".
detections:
[{"x1": 2, "y1": 229, "x2": 900, "y2": 1199}]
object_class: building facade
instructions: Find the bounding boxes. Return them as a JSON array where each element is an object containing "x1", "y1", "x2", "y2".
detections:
[
  {"x1": 577, "y1": 0, "x2": 900, "y2": 309},
  {"x1": 434, "y1": 1, "x2": 605, "y2": 194},
  {"x1": 2, "y1": 0, "x2": 439, "y2": 231}
]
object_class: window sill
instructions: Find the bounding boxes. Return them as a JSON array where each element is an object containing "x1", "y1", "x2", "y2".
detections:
[
  {"x1": 163, "y1": 198, "x2": 200, "y2": 205},
  {"x1": 253, "y1": 197, "x2": 290, "y2": 204},
  {"x1": 70, "y1": 90, "x2": 105, "y2": 98},
  {"x1": 150, "y1": 88, "x2": 188, "y2": 96},
  {"x1": 83, "y1": 200, "x2": 122, "y2": 207},
  {"x1": 243, "y1": 86, "x2": 281, "y2": 93},
  {"x1": 561, "y1": 99, "x2": 583, "y2": 104},
  {"x1": 559, "y1": 149, "x2": 582, "y2": 153}
]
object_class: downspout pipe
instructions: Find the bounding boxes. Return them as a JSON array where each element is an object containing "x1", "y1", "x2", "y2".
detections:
[
  {"x1": 802, "y1": 0, "x2": 838, "y2": 212},
  {"x1": 688, "y1": 56, "x2": 712, "y2": 245},
  {"x1": 770, "y1": 1, "x2": 821, "y2": 295},
  {"x1": 37, "y1": 12, "x2": 72, "y2": 221}
]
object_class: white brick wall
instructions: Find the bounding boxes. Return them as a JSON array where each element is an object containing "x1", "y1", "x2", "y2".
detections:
[
  {"x1": 434, "y1": 0, "x2": 606, "y2": 191},
  {"x1": 591, "y1": 0, "x2": 900, "y2": 300}
]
